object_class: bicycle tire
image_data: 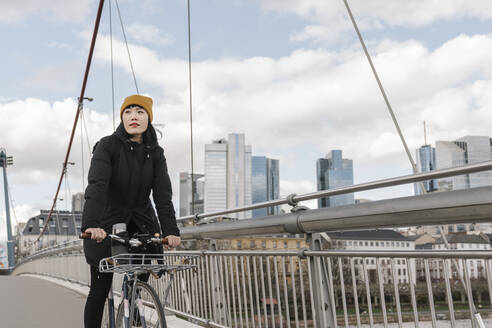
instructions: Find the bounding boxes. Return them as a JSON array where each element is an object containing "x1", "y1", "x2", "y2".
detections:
[
  {"x1": 115, "y1": 281, "x2": 167, "y2": 328},
  {"x1": 101, "y1": 301, "x2": 111, "y2": 328}
]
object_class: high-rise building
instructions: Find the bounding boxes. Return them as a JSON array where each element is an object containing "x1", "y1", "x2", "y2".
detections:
[
  {"x1": 457, "y1": 136, "x2": 492, "y2": 188},
  {"x1": 179, "y1": 172, "x2": 204, "y2": 216},
  {"x1": 414, "y1": 145, "x2": 437, "y2": 195},
  {"x1": 204, "y1": 133, "x2": 252, "y2": 219},
  {"x1": 436, "y1": 136, "x2": 492, "y2": 191},
  {"x1": 317, "y1": 150, "x2": 354, "y2": 208},
  {"x1": 72, "y1": 192, "x2": 85, "y2": 212},
  {"x1": 251, "y1": 156, "x2": 280, "y2": 217},
  {"x1": 415, "y1": 135, "x2": 492, "y2": 236}
]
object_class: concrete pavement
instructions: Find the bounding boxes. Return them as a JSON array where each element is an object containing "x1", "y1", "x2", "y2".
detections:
[{"x1": 0, "y1": 275, "x2": 86, "y2": 327}]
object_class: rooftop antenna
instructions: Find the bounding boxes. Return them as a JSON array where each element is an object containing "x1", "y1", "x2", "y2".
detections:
[{"x1": 423, "y1": 120, "x2": 428, "y2": 145}]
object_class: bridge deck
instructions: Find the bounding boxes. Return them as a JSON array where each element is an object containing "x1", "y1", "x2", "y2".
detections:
[
  {"x1": 1, "y1": 275, "x2": 200, "y2": 327},
  {"x1": 0, "y1": 275, "x2": 85, "y2": 327}
]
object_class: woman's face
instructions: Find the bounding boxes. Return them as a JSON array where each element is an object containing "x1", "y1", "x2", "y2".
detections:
[{"x1": 122, "y1": 105, "x2": 149, "y2": 136}]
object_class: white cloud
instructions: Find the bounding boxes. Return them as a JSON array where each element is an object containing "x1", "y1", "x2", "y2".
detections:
[
  {"x1": 0, "y1": 98, "x2": 112, "y2": 186},
  {"x1": 97, "y1": 33, "x2": 492, "y2": 156},
  {"x1": 0, "y1": 0, "x2": 92, "y2": 24},
  {"x1": 4, "y1": 30, "x2": 492, "y2": 221},
  {"x1": 262, "y1": 0, "x2": 492, "y2": 42},
  {"x1": 127, "y1": 23, "x2": 174, "y2": 46},
  {"x1": 0, "y1": 204, "x2": 39, "y2": 240},
  {"x1": 91, "y1": 32, "x2": 492, "y2": 196}
]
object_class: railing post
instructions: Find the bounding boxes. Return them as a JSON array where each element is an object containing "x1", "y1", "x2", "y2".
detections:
[
  {"x1": 307, "y1": 233, "x2": 336, "y2": 328},
  {"x1": 209, "y1": 239, "x2": 228, "y2": 325}
]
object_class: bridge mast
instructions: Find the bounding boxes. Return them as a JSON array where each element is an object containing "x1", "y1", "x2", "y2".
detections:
[{"x1": 0, "y1": 149, "x2": 14, "y2": 268}]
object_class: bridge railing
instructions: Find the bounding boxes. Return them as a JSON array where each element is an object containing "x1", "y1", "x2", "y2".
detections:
[
  {"x1": 13, "y1": 246, "x2": 492, "y2": 327},
  {"x1": 12, "y1": 160, "x2": 492, "y2": 327}
]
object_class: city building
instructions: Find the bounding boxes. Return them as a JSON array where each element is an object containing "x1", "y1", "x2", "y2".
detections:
[
  {"x1": 414, "y1": 144, "x2": 437, "y2": 195},
  {"x1": 251, "y1": 156, "x2": 279, "y2": 217},
  {"x1": 406, "y1": 233, "x2": 435, "y2": 250},
  {"x1": 72, "y1": 192, "x2": 85, "y2": 212},
  {"x1": 325, "y1": 230, "x2": 416, "y2": 285},
  {"x1": 426, "y1": 233, "x2": 490, "y2": 280},
  {"x1": 18, "y1": 210, "x2": 82, "y2": 257},
  {"x1": 436, "y1": 135, "x2": 492, "y2": 191},
  {"x1": 204, "y1": 133, "x2": 252, "y2": 219},
  {"x1": 416, "y1": 135, "x2": 492, "y2": 235},
  {"x1": 316, "y1": 150, "x2": 354, "y2": 208},
  {"x1": 435, "y1": 141, "x2": 468, "y2": 191},
  {"x1": 179, "y1": 172, "x2": 204, "y2": 216}
]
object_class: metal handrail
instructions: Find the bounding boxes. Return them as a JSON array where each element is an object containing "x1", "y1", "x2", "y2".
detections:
[
  {"x1": 177, "y1": 160, "x2": 492, "y2": 221},
  {"x1": 180, "y1": 185, "x2": 492, "y2": 239}
]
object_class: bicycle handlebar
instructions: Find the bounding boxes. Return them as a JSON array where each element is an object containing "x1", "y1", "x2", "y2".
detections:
[{"x1": 79, "y1": 232, "x2": 169, "y2": 245}]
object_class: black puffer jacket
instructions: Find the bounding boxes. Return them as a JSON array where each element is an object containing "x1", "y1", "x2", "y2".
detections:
[{"x1": 82, "y1": 122, "x2": 179, "y2": 266}]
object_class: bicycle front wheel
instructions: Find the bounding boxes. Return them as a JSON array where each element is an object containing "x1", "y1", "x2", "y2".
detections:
[{"x1": 115, "y1": 281, "x2": 167, "y2": 328}]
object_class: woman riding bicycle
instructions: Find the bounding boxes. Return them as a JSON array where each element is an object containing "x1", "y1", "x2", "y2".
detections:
[{"x1": 81, "y1": 94, "x2": 181, "y2": 328}]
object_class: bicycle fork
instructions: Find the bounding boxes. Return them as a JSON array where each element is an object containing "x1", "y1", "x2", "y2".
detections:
[{"x1": 107, "y1": 286, "x2": 115, "y2": 328}]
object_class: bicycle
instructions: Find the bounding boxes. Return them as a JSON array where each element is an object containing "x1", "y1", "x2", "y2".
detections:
[{"x1": 80, "y1": 231, "x2": 196, "y2": 328}]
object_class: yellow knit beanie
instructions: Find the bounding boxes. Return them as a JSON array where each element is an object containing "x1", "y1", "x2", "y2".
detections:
[{"x1": 120, "y1": 94, "x2": 153, "y2": 122}]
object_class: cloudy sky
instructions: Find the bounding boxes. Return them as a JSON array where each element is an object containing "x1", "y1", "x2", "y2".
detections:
[{"x1": 1, "y1": 0, "x2": 492, "y2": 239}]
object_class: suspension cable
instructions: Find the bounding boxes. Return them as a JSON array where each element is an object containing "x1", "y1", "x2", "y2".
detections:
[
  {"x1": 187, "y1": 0, "x2": 196, "y2": 215},
  {"x1": 79, "y1": 107, "x2": 92, "y2": 192},
  {"x1": 342, "y1": 0, "x2": 480, "y2": 321},
  {"x1": 7, "y1": 184, "x2": 18, "y2": 229},
  {"x1": 109, "y1": 0, "x2": 116, "y2": 131},
  {"x1": 114, "y1": 0, "x2": 139, "y2": 94},
  {"x1": 36, "y1": 0, "x2": 106, "y2": 242},
  {"x1": 80, "y1": 109, "x2": 92, "y2": 153},
  {"x1": 80, "y1": 111, "x2": 85, "y2": 191}
]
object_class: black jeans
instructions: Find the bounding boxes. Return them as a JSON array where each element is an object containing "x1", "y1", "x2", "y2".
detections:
[{"x1": 84, "y1": 265, "x2": 113, "y2": 328}]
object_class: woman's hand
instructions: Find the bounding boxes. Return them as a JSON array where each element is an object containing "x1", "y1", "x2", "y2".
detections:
[
  {"x1": 166, "y1": 235, "x2": 181, "y2": 248},
  {"x1": 84, "y1": 228, "x2": 107, "y2": 243}
]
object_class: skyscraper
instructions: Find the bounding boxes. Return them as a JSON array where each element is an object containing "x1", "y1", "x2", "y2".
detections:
[
  {"x1": 435, "y1": 136, "x2": 492, "y2": 191},
  {"x1": 457, "y1": 136, "x2": 492, "y2": 188},
  {"x1": 414, "y1": 145, "x2": 437, "y2": 195},
  {"x1": 435, "y1": 141, "x2": 467, "y2": 191},
  {"x1": 415, "y1": 135, "x2": 492, "y2": 235},
  {"x1": 179, "y1": 172, "x2": 204, "y2": 216},
  {"x1": 204, "y1": 139, "x2": 228, "y2": 215},
  {"x1": 251, "y1": 156, "x2": 280, "y2": 217},
  {"x1": 72, "y1": 192, "x2": 85, "y2": 212},
  {"x1": 317, "y1": 150, "x2": 354, "y2": 208},
  {"x1": 204, "y1": 133, "x2": 252, "y2": 219}
]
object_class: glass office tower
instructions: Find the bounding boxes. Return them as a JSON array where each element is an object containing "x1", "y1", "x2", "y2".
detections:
[
  {"x1": 317, "y1": 150, "x2": 354, "y2": 208},
  {"x1": 252, "y1": 156, "x2": 279, "y2": 217},
  {"x1": 414, "y1": 145, "x2": 437, "y2": 195}
]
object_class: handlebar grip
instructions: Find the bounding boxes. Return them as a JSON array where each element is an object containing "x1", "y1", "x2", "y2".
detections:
[
  {"x1": 79, "y1": 232, "x2": 92, "y2": 239},
  {"x1": 162, "y1": 237, "x2": 169, "y2": 245}
]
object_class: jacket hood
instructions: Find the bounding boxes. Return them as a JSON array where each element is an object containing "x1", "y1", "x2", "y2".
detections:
[{"x1": 114, "y1": 122, "x2": 159, "y2": 149}]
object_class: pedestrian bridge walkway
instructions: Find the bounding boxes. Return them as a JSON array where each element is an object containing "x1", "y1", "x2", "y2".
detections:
[
  {"x1": 1, "y1": 275, "x2": 199, "y2": 328},
  {"x1": 9, "y1": 162, "x2": 492, "y2": 327},
  {"x1": 0, "y1": 275, "x2": 85, "y2": 327}
]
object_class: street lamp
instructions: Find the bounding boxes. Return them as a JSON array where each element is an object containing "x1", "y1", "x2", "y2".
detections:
[{"x1": 0, "y1": 149, "x2": 15, "y2": 268}]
